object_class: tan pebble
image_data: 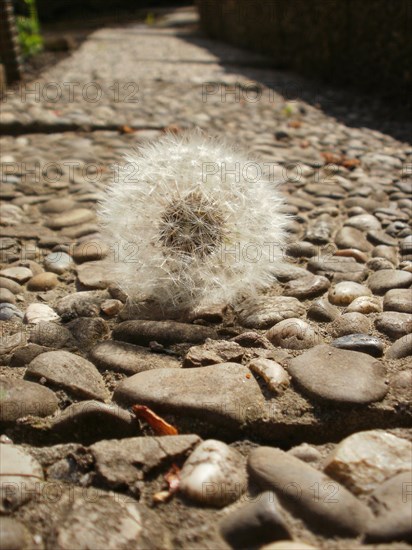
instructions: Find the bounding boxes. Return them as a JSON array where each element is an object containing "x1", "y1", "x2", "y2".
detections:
[
  {"x1": 248, "y1": 358, "x2": 290, "y2": 393},
  {"x1": 345, "y1": 295, "x2": 382, "y2": 313},
  {"x1": 27, "y1": 272, "x2": 58, "y2": 291}
]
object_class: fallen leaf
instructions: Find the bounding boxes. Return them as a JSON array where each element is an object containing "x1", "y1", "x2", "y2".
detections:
[
  {"x1": 119, "y1": 125, "x2": 135, "y2": 134},
  {"x1": 132, "y1": 404, "x2": 178, "y2": 435},
  {"x1": 321, "y1": 151, "x2": 360, "y2": 170},
  {"x1": 341, "y1": 157, "x2": 360, "y2": 170}
]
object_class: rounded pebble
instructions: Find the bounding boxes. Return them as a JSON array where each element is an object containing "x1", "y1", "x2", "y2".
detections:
[
  {"x1": 27, "y1": 272, "x2": 58, "y2": 291},
  {"x1": 266, "y1": 318, "x2": 321, "y2": 349},
  {"x1": 328, "y1": 282, "x2": 372, "y2": 306},
  {"x1": 180, "y1": 439, "x2": 247, "y2": 507},
  {"x1": 44, "y1": 251, "x2": 73, "y2": 274},
  {"x1": 288, "y1": 344, "x2": 388, "y2": 404},
  {"x1": 368, "y1": 269, "x2": 412, "y2": 294}
]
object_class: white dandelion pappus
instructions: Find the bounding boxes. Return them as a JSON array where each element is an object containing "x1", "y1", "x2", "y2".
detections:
[{"x1": 99, "y1": 130, "x2": 288, "y2": 311}]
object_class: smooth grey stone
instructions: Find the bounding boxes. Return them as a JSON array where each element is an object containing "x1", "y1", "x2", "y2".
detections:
[
  {"x1": 10, "y1": 344, "x2": 47, "y2": 367},
  {"x1": 307, "y1": 256, "x2": 367, "y2": 282},
  {"x1": 366, "y1": 471, "x2": 412, "y2": 542},
  {"x1": 307, "y1": 297, "x2": 339, "y2": 322},
  {"x1": 386, "y1": 335, "x2": 412, "y2": 359},
  {"x1": 283, "y1": 274, "x2": 330, "y2": 299},
  {"x1": 266, "y1": 319, "x2": 322, "y2": 350},
  {"x1": 248, "y1": 446, "x2": 372, "y2": 536},
  {"x1": 288, "y1": 344, "x2": 388, "y2": 404},
  {"x1": 0, "y1": 444, "x2": 44, "y2": 512},
  {"x1": 0, "y1": 277, "x2": 22, "y2": 294},
  {"x1": 305, "y1": 218, "x2": 333, "y2": 244},
  {"x1": 25, "y1": 350, "x2": 109, "y2": 401},
  {"x1": 335, "y1": 227, "x2": 372, "y2": 252},
  {"x1": 0, "y1": 288, "x2": 16, "y2": 305},
  {"x1": 90, "y1": 435, "x2": 200, "y2": 489},
  {"x1": 344, "y1": 214, "x2": 381, "y2": 231},
  {"x1": 29, "y1": 321, "x2": 74, "y2": 349},
  {"x1": 0, "y1": 376, "x2": 58, "y2": 422},
  {"x1": 220, "y1": 491, "x2": 290, "y2": 547},
  {"x1": 113, "y1": 320, "x2": 217, "y2": 347},
  {"x1": 286, "y1": 241, "x2": 318, "y2": 258},
  {"x1": 44, "y1": 251, "x2": 73, "y2": 274},
  {"x1": 114, "y1": 363, "x2": 265, "y2": 433},
  {"x1": 368, "y1": 269, "x2": 412, "y2": 294},
  {"x1": 0, "y1": 267, "x2": 32, "y2": 283},
  {"x1": 372, "y1": 245, "x2": 398, "y2": 264},
  {"x1": 89, "y1": 340, "x2": 180, "y2": 374},
  {"x1": 367, "y1": 230, "x2": 397, "y2": 246},
  {"x1": 270, "y1": 264, "x2": 309, "y2": 281},
  {"x1": 0, "y1": 304, "x2": 23, "y2": 321},
  {"x1": 328, "y1": 282, "x2": 371, "y2": 306},
  {"x1": 330, "y1": 312, "x2": 372, "y2": 337},
  {"x1": 72, "y1": 240, "x2": 109, "y2": 263},
  {"x1": 383, "y1": 289, "x2": 412, "y2": 313},
  {"x1": 236, "y1": 296, "x2": 305, "y2": 329},
  {"x1": 391, "y1": 369, "x2": 412, "y2": 397},
  {"x1": 375, "y1": 312, "x2": 412, "y2": 340},
  {"x1": 331, "y1": 334, "x2": 384, "y2": 357},
  {"x1": 50, "y1": 401, "x2": 139, "y2": 445},
  {"x1": 46, "y1": 208, "x2": 95, "y2": 229},
  {"x1": 288, "y1": 443, "x2": 322, "y2": 463},
  {"x1": 76, "y1": 261, "x2": 112, "y2": 289},
  {"x1": 40, "y1": 198, "x2": 76, "y2": 213}
]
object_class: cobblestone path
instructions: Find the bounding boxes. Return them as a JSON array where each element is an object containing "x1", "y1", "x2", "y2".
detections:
[{"x1": 0, "y1": 8, "x2": 411, "y2": 550}]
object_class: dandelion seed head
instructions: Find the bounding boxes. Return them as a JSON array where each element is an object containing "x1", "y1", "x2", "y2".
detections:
[{"x1": 99, "y1": 130, "x2": 289, "y2": 311}]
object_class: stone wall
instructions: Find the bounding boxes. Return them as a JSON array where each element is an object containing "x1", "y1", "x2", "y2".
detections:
[{"x1": 197, "y1": 0, "x2": 411, "y2": 101}]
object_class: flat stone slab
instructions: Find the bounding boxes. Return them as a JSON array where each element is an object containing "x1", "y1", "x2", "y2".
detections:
[
  {"x1": 90, "y1": 435, "x2": 200, "y2": 489},
  {"x1": 25, "y1": 350, "x2": 109, "y2": 401},
  {"x1": 248, "y1": 446, "x2": 372, "y2": 536},
  {"x1": 236, "y1": 296, "x2": 305, "y2": 329},
  {"x1": 287, "y1": 344, "x2": 388, "y2": 404},
  {"x1": 0, "y1": 376, "x2": 59, "y2": 422},
  {"x1": 50, "y1": 401, "x2": 138, "y2": 444},
  {"x1": 89, "y1": 340, "x2": 181, "y2": 375},
  {"x1": 113, "y1": 320, "x2": 217, "y2": 347},
  {"x1": 113, "y1": 362, "x2": 265, "y2": 433}
]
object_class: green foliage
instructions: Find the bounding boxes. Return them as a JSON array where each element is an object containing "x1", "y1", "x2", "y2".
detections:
[
  {"x1": 144, "y1": 12, "x2": 155, "y2": 26},
  {"x1": 16, "y1": 0, "x2": 43, "y2": 58}
]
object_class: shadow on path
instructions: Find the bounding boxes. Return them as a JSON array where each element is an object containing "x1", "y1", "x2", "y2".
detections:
[{"x1": 179, "y1": 30, "x2": 411, "y2": 144}]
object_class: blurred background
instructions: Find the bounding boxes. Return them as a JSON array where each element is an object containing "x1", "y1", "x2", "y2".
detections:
[{"x1": 1, "y1": 0, "x2": 410, "y2": 105}]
